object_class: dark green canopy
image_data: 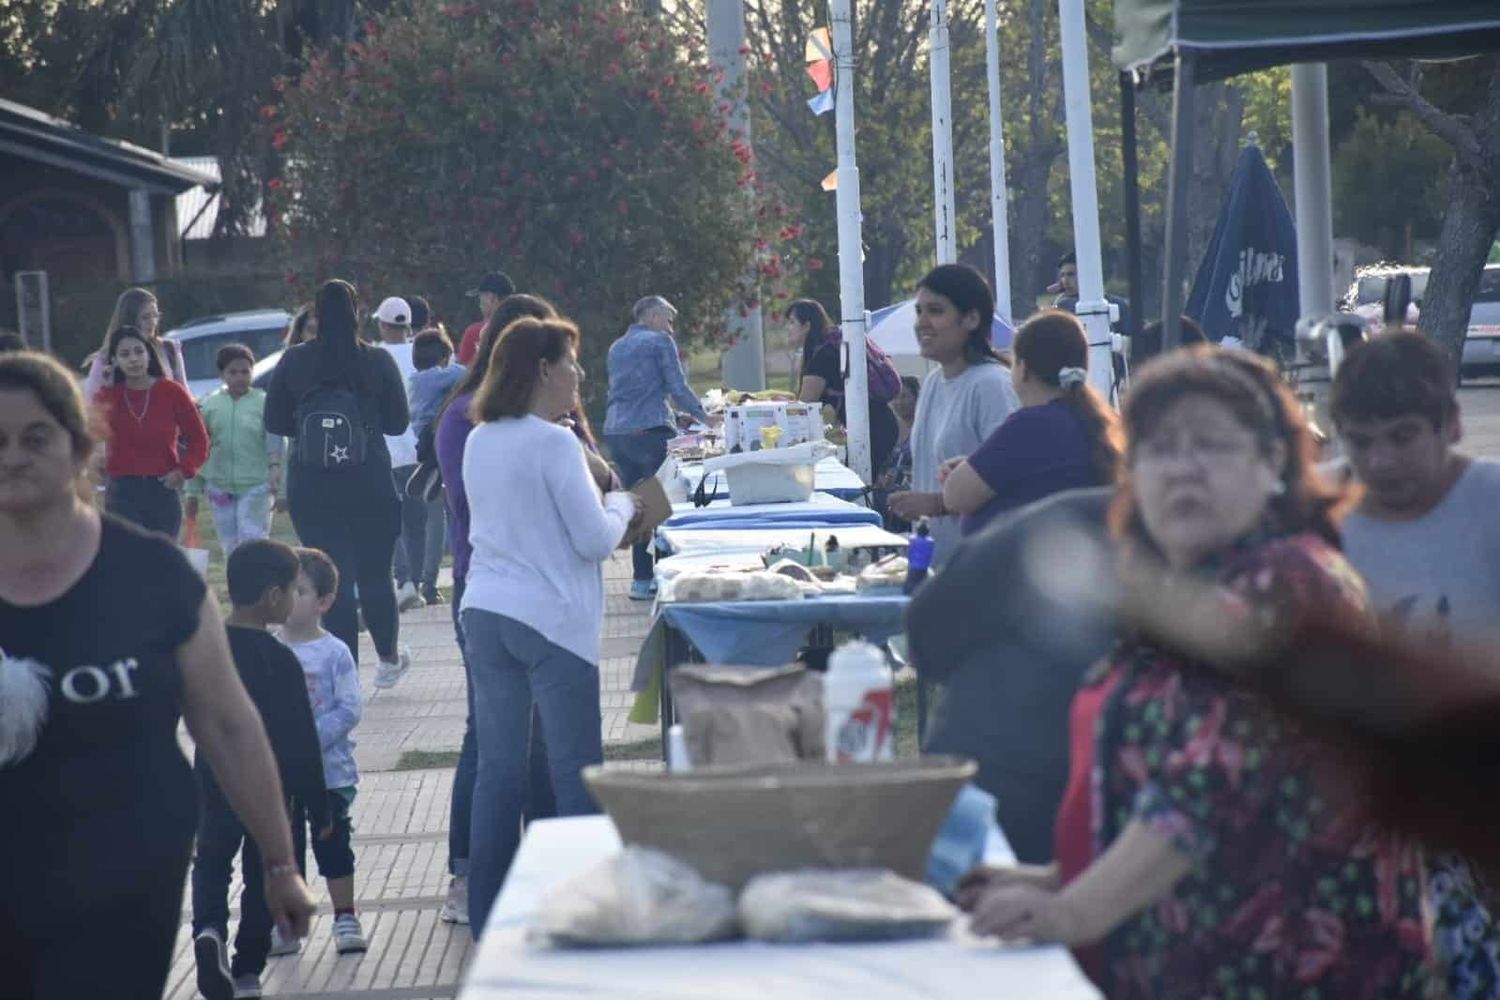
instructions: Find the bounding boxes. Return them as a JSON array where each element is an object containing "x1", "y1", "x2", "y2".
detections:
[{"x1": 1114, "y1": 0, "x2": 1500, "y2": 84}]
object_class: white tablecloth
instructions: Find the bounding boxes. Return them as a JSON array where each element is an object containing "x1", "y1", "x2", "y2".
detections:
[
  {"x1": 656, "y1": 522, "x2": 908, "y2": 559},
  {"x1": 460, "y1": 816, "x2": 1101, "y2": 1000}
]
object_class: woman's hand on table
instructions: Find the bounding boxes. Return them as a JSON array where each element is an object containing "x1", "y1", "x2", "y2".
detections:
[
  {"x1": 968, "y1": 882, "x2": 1089, "y2": 945},
  {"x1": 887, "y1": 490, "x2": 944, "y2": 521},
  {"x1": 955, "y1": 863, "x2": 1059, "y2": 910}
]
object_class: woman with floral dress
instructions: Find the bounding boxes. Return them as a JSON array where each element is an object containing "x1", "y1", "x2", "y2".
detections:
[{"x1": 962, "y1": 347, "x2": 1431, "y2": 997}]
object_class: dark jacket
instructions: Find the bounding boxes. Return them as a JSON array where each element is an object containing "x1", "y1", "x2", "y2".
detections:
[
  {"x1": 907, "y1": 487, "x2": 1116, "y2": 863},
  {"x1": 198, "y1": 626, "x2": 331, "y2": 830},
  {"x1": 264, "y1": 339, "x2": 410, "y2": 505}
]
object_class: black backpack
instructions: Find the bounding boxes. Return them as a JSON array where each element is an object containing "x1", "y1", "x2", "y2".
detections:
[{"x1": 293, "y1": 377, "x2": 368, "y2": 473}]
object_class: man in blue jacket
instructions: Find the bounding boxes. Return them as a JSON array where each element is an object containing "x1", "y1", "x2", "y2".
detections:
[{"x1": 604, "y1": 295, "x2": 718, "y2": 600}]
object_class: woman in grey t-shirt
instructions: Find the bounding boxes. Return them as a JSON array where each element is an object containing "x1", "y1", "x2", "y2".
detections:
[{"x1": 888, "y1": 264, "x2": 1019, "y2": 564}]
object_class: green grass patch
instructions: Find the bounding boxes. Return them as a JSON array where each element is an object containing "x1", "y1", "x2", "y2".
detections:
[{"x1": 394, "y1": 749, "x2": 462, "y2": 771}]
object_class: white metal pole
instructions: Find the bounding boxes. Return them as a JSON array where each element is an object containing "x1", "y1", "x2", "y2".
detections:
[
  {"x1": 830, "y1": 0, "x2": 872, "y2": 484},
  {"x1": 984, "y1": 0, "x2": 1013, "y2": 325},
  {"x1": 1291, "y1": 63, "x2": 1334, "y2": 318},
  {"x1": 1056, "y1": 0, "x2": 1113, "y2": 399},
  {"x1": 929, "y1": 0, "x2": 957, "y2": 266}
]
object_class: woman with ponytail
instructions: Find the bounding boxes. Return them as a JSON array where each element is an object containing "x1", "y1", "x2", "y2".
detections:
[{"x1": 940, "y1": 310, "x2": 1123, "y2": 536}]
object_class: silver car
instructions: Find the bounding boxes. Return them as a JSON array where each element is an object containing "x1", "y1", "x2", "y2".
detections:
[
  {"x1": 1341, "y1": 263, "x2": 1500, "y2": 375},
  {"x1": 162, "y1": 309, "x2": 292, "y2": 400}
]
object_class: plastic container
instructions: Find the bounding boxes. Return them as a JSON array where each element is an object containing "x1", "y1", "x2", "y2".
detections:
[
  {"x1": 704, "y1": 441, "x2": 831, "y2": 506},
  {"x1": 824, "y1": 640, "x2": 895, "y2": 763}
]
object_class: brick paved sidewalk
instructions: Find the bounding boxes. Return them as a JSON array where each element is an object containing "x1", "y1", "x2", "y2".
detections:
[{"x1": 165, "y1": 554, "x2": 656, "y2": 999}]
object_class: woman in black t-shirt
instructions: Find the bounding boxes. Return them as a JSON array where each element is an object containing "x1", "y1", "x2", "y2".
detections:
[
  {"x1": 785, "y1": 299, "x2": 898, "y2": 476},
  {"x1": 0, "y1": 352, "x2": 316, "y2": 999}
]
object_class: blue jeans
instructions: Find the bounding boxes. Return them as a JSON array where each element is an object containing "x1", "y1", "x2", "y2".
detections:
[
  {"x1": 460, "y1": 608, "x2": 601, "y2": 933},
  {"x1": 447, "y1": 581, "x2": 554, "y2": 877},
  {"x1": 604, "y1": 428, "x2": 671, "y2": 582}
]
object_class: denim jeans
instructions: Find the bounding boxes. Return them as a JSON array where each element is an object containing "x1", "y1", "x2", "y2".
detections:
[
  {"x1": 446, "y1": 580, "x2": 555, "y2": 877},
  {"x1": 392, "y1": 465, "x2": 427, "y2": 587},
  {"x1": 460, "y1": 608, "x2": 602, "y2": 933},
  {"x1": 205, "y1": 482, "x2": 274, "y2": 555},
  {"x1": 191, "y1": 784, "x2": 273, "y2": 977},
  {"x1": 604, "y1": 429, "x2": 671, "y2": 582},
  {"x1": 422, "y1": 492, "x2": 447, "y2": 589}
]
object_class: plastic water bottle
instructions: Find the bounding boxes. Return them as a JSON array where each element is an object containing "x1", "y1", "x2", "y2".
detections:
[
  {"x1": 667, "y1": 724, "x2": 692, "y2": 773},
  {"x1": 903, "y1": 518, "x2": 935, "y2": 595},
  {"x1": 824, "y1": 640, "x2": 895, "y2": 763}
]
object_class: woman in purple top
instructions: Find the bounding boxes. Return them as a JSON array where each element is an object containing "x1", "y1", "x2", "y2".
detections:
[
  {"x1": 940, "y1": 310, "x2": 1123, "y2": 536},
  {"x1": 431, "y1": 292, "x2": 559, "y2": 926}
]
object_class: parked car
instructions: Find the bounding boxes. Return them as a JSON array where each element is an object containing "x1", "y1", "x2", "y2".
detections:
[
  {"x1": 162, "y1": 309, "x2": 291, "y2": 399},
  {"x1": 1341, "y1": 263, "x2": 1500, "y2": 376}
]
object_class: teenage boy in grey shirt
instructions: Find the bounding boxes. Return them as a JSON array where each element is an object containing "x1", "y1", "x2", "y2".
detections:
[{"x1": 1332, "y1": 331, "x2": 1500, "y2": 998}]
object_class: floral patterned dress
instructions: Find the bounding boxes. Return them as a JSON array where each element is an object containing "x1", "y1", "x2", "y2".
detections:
[{"x1": 1091, "y1": 533, "x2": 1432, "y2": 998}]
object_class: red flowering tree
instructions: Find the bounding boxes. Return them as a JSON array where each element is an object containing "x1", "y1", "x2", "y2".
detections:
[{"x1": 267, "y1": 0, "x2": 763, "y2": 404}]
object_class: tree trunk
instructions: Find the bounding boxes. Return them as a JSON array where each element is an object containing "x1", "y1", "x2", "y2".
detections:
[
  {"x1": 1009, "y1": 145, "x2": 1062, "y2": 317},
  {"x1": 1422, "y1": 160, "x2": 1500, "y2": 368}
]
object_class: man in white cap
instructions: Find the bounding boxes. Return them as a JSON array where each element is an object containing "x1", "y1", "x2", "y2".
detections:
[{"x1": 371, "y1": 297, "x2": 426, "y2": 611}]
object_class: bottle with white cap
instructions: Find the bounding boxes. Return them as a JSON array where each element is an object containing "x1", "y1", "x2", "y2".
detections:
[{"x1": 823, "y1": 640, "x2": 895, "y2": 763}]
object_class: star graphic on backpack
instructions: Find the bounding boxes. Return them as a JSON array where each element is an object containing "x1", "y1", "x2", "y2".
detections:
[{"x1": 330, "y1": 445, "x2": 350, "y2": 464}]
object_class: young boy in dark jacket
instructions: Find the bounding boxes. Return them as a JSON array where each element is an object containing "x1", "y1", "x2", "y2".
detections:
[{"x1": 192, "y1": 539, "x2": 330, "y2": 1000}]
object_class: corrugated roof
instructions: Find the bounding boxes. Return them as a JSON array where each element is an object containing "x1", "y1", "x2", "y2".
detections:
[
  {"x1": 171, "y1": 156, "x2": 268, "y2": 240},
  {"x1": 0, "y1": 98, "x2": 218, "y2": 193}
]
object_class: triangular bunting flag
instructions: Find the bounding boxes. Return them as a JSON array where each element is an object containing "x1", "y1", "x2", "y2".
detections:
[
  {"x1": 806, "y1": 89, "x2": 834, "y2": 116},
  {"x1": 806, "y1": 59, "x2": 833, "y2": 92},
  {"x1": 804, "y1": 27, "x2": 833, "y2": 64},
  {"x1": 820, "y1": 170, "x2": 838, "y2": 192}
]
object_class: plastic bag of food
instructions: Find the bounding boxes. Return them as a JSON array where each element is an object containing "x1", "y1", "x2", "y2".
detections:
[
  {"x1": 737, "y1": 869, "x2": 957, "y2": 943},
  {"x1": 532, "y1": 847, "x2": 737, "y2": 947}
]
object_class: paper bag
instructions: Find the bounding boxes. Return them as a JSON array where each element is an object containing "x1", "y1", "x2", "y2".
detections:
[{"x1": 618, "y1": 473, "x2": 672, "y2": 550}]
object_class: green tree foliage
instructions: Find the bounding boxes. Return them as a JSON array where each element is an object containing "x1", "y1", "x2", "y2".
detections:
[
  {"x1": 1332, "y1": 110, "x2": 1449, "y2": 261},
  {"x1": 269, "y1": 0, "x2": 760, "y2": 409}
]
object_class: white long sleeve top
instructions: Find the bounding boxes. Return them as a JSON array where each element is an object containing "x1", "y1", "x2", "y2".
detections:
[{"x1": 460, "y1": 414, "x2": 634, "y2": 665}]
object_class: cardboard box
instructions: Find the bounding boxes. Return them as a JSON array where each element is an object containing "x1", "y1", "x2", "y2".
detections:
[{"x1": 723, "y1": 402, "x2": 825, "y2": 453}]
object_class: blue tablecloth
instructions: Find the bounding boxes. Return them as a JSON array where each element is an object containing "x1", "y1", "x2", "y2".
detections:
[{"x1": 662, "y1": 492, "x2": 882, "y2": 531}]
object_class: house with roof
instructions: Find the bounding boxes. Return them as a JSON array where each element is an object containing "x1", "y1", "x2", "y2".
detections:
[{"x1": 0, "y1": 98, "x2": 217, "y2": 288}]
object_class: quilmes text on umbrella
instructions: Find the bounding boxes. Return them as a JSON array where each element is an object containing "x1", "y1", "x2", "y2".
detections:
[{"x1": 1225, "y1": 248, "x2": 1288, "y2": 319}]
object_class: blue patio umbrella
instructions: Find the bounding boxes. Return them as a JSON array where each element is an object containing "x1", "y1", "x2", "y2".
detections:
[{"x1": 1186, "y1": 144, "x2": 1300, "y2": 351}]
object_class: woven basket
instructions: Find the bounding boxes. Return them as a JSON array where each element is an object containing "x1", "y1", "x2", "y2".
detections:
[{"x1": 583, "y1": 756, "x2": 976, "y2": 890}]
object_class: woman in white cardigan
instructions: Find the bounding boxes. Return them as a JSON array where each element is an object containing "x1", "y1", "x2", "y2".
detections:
[{"x1": 459, "y1": 316, "x2": 640, "y2": 933}]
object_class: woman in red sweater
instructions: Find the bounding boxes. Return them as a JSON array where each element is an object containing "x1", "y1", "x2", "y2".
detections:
[{"x1": 95, "y1": 326, "x2": 209, "y2": 539}]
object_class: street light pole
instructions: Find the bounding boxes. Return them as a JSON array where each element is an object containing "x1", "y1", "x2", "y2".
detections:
[
  {"x1": 929, "y1": 0, "x2": 957, "y2": 266},
  {"x1": 830, "y1": 0, "x2": 872, "y2": 483}
]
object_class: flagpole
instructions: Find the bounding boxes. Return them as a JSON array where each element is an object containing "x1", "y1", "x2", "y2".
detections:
[
  {"x1": 1057, "y1": 0, "x2": 1114, "y2": 399},
  {"x1": 929, "y1": 0, "x2": 956, "y2": 265},
  {"x1": 984, "y1": 0, "x2": 1012, "y2": 324},
  {"x1": 829, "y1": 0, "x2": 872, "y2": 484}
]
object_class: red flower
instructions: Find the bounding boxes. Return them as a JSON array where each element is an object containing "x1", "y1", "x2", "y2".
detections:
[
  {"x1": 432, "y1": 68, "x2": 449, "y2": 85},
  {"x1": 267, "y1": 177, "x2": 284, "y2": 191},
  {"x1": 271, "y1": 127, "x2": 288, "y2": 150},
  {"x1": 258, "y1": 104, "x2": 278, "y2": 120},
  {"x1": 806, "y1": 257, "x2": 824, "y2": 271}
]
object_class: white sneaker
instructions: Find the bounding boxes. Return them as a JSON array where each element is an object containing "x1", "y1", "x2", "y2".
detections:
[
  {"x1": 232, "y1": 973, "x2": 263, "y2": 999},
  {"x1": 267, "y1": 924, "x2": 301, "y2": 956},
  {"x1": 334, "y1": 913, "x2": 368, "y2": 953},
  {"x1": 439, "y1": 875, "x2": 470, "y2": 925},
  {"x1": 397, "y1": 581, "x2": 426, "y2": 612},
  {"x1": 374, "y1": 647, "x2": 412, "y2": 690},
  {"x1": 193, "y1": 928, "x2": 234, "y2": 1000}
]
